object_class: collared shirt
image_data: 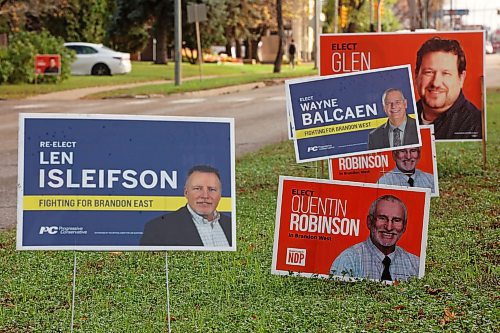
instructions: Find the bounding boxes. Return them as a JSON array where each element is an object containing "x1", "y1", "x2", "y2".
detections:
[
  {"x1": 387, "y1": 119, "x2": 407, "y2": 147},
  {"x1": 187, "y1": 205, "x2": 229, "y2": 247},
  {"x1": 378, "y1": 168, "x2": 435, "y2": 193},
  {"x1": 417, "y1": 91, "x2": 482, "y2": 139},
  {"x1": 329, "y1": 237, "x2": 420, "y2": 281}
]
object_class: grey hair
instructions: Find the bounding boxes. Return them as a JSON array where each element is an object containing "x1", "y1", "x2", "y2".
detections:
[
  {"x1": 368, "y1": 195, "x2": 408, "y2": 225},
  {"x1": 382, "y1": 88, "x2": 405, "y2": 105}
]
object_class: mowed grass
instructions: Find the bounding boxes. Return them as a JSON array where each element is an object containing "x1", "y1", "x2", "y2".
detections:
[
  {"x1": 86, "y1": 68, "x2": 316, "y2": 99},
  {"x1": 0, "y1": 62, "x2": 316, "y2": 99},
  {"x1": 0, "y1": 90, "x2": 498, "y2": 332}
]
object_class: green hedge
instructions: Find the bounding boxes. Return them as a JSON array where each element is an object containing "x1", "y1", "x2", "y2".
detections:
[{"x1": 0, "y1": 31, "x2": 75, "y2": 84}]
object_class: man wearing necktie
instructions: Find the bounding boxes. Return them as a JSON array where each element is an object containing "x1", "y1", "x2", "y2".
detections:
[
  {"x1": 329, "y1": 195, "x2": 420, "y2": 281},
  {"x1": 367, "y1": 88, "x2": 419, "y2": 150},
  {"x1": 378, "y1": 147, "x2": 436, "y2": 194}
]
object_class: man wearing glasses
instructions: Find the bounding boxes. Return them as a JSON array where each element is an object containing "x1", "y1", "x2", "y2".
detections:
[
  {"x1": 329, "y1": 195, "x2": 419, "y2": 281},
  {"x1": 367, "y1": 88, "x2": 419, "y2": 150},
  {"x1": 378, "y1": 147, "x2": 435, "y2": 194}
]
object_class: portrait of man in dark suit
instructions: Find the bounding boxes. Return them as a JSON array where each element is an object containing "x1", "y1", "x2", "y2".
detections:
[
  {"x1": 368, "y1": 88, "x2": 419, "y2": 150},
  {"x1": 140, "y1": 165, "x2": 232, "y2": 247},
  {"x1": 44, "y1": 57, "x2": 60, "y2": 74}
]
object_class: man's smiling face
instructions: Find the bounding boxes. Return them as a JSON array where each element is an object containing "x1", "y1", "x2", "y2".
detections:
[
  {"x1": 416, "y1": 51, "x2": 466, "y2": 117},
  {"x1": 184, "y1": 171, "x2": 221, "y2": 221},
  {"x1": 383, "y1": 90, "x2": 408, "y2": 127},
  {"x1": 368, "y1": 199, "x2": 406, "y2": 254}
]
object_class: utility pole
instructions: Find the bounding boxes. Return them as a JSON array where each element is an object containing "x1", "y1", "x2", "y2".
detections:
[
  {"x1": 313, "y1": 0, "x2": 321, "y2": 70},
  {"x1": 408, "y1": 0, "x2": 416, "y2": 31},
  {"x1": 377, "y1": 0, "x2": 383, "y2": 32},
  {"x1": 422, "y1": 0, "x2": 428, "y2": 28},
  {"x1": 370, "y1": 0, "x2": 375, "y2": 32},
  {"x1": 450, "y1": 0, "x2": 454, "y2": 30},
  {"x1": 174, "y1": 0, "x2": 181, "y2": 86},
  {"x1": 334, "y1": 0, "x2": 339, "y2": 33}
]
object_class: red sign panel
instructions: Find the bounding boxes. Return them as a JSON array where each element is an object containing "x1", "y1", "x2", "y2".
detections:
[
  {"x1": 320, "y1": 31, "x2": 485, "y2": 141},
  {"x1": 328, "y1": 126, "x2": 439, "y2": 196},
  {"x1": 35, "y1": 54, "x2": 61, "y2": 75},
  {"x1": 272, "y1": 176, "x2": 430, "y2": 282}
]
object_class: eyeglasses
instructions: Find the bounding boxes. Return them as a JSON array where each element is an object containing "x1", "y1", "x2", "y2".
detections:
[
  {"x1": 374, "y1": 215, "x2": 405, "y2": 225},
  {"x1": 384, "y1": 100, "x2": 404, "y2": 107},
  {"x1": 395, "y1": 148, "x2": 420, "y2": 157}
]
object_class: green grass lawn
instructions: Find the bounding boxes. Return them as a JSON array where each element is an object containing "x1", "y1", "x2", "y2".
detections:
[
  {"x1": 0, "y1": 62, "x2": 316, "y2": 99},
  {"x1": 87, "y1": 68, "x2": 317, "y2": 99},
  {"x1": 0, "y1": 90, "x2": 498, "y2": 332}
]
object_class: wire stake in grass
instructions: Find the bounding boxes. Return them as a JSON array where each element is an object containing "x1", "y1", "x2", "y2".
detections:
[
  {"x1": 165, "y1": 251, "x2": 172, "y2": 333},
  {"x1": 70, "y1": 251, "x2": 77, "y2": 333}
]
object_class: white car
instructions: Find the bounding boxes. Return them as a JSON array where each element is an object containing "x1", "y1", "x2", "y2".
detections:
[{"x1": 64, "y1": 42, "x2": 132, "y2": 75}]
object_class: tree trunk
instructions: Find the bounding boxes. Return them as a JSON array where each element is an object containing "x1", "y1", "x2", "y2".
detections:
[
  {"x1": 251, "y1": 39, "x2": 260, "y2": 61},
  {"x1": 243, "y1": 39, "x2": 250, "y2": 59},
  {"x1": 154, "y1": 15, "x2": 168, "y2": 64},
  {"x1": 273, "y1": 0, "x2": 284, "y2": 73},
  {"x1": 224, "y1": 25, "x2": 233, "y2": 56},
  {"x1": 235, "y1": 39, "x2": 242, "y2": 58}
]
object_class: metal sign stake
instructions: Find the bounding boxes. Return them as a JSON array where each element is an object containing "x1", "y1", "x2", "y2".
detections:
[
  {"x1": 165, "y1": 252, "x2": 172, "y2": 333},
  {"x1": 70, "y1": 251, "x2": 77, "y2": 333}
]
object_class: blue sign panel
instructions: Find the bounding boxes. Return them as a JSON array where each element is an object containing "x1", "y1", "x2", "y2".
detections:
[
  {"x1": 286, "y1": 65, "x2": 421, "y2": 162},
  {"x1": 17, "y1": 114, "x2": 235, "y2": 251}
]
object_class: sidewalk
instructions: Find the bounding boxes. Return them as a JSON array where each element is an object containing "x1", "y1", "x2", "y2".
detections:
[
  {"x1": 26, "y1": 80, "x2": 169, "y2": 100},
  {"x1": 25, "y1": 75, "x2": 273, "y2": 101}
]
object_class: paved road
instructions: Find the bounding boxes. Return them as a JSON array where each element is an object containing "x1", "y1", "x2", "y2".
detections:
[{"x1": 0, "y1": 84, "x2": 289, "y2": 230}]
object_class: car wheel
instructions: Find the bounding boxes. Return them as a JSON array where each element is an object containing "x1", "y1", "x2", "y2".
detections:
[{"x1": 91, "y1": 63, "x2": 111, "y2": 76}]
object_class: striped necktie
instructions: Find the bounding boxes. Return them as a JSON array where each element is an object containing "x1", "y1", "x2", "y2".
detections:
[{"x1": 393, "y1": 128, "x2": 401, "y2": 147}]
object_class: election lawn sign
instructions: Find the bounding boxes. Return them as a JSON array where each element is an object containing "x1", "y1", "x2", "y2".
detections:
[
  {"x1": 35, "y1": 54, "x2": 61, "y2": 76},
  {"x1": 271, "y1": 176, "x2": 430, "y2": 282},
  {"x1": 285, "y1": 65, "x2": 421, "y2": 163},
  {"x1": 320, "y1": 31, "x2": 485, "y2": 141},
  {"x1": 17, "y1": 113, "x2": 236, "y2": 251},
  {"x1": 329, "y1": 125, "x2": 439, "y2": 196}
]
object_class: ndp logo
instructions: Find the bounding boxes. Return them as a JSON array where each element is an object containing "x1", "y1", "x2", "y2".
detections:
[
  {"x1": 286, "y1": 248, "x2": 306, "y2": 266},
  {"x1": 307, "y1": 146, "x2": 319, "y2": 152},
  {"x1": 39, "y1": 226, "x2": 59, "y2": 234}
]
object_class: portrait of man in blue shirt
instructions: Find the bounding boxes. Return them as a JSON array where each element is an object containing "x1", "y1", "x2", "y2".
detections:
[
  {"x1": 378, "y1": 147, "x2": 435, "y2": 194},
  {"x1": 329, "y1": 195, "x2": 419, "y2": 281}
]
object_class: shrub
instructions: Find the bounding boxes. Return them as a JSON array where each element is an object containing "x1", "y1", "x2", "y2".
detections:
[
  {"x1": 1, "y1": 31, "x2": 75, "y2": 84},
  {"x1": 0, "y1": 47, "x2": 13, "y2": 83}
]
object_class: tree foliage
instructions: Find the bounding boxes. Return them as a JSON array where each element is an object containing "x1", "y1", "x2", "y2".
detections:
[
  {"x1": 108, "y1": 0, "x2": 229, "y2": 64},
  {"x1": 0, "y1": 0, "x2": 67, "y2": 33},
  {"x1": 323, "y1": 0, "x2": 401, "y2": 33},
  {"x1": 106, "y1": 0, "x2": 150, "y2": 54},
  {"x1": 394, "y1": 0, "x2": 445, "y2": 30},
  {"x1": 0, "y1": 0, "x2": 114, "y2": 42}
]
